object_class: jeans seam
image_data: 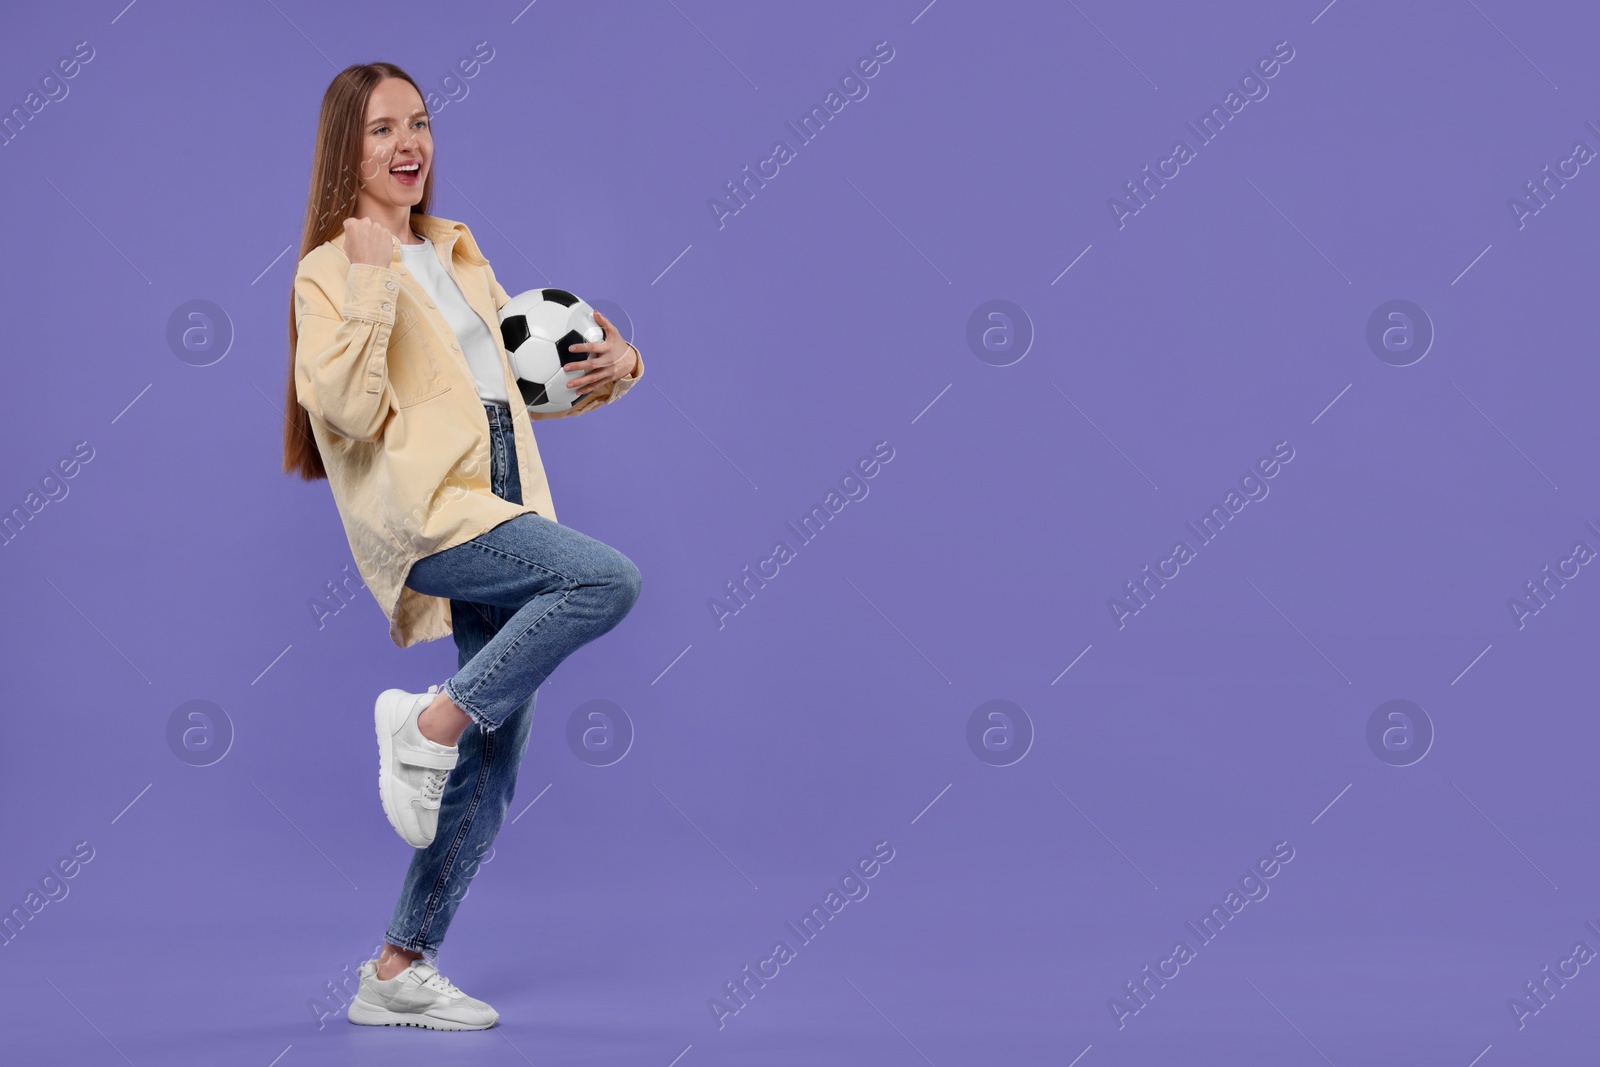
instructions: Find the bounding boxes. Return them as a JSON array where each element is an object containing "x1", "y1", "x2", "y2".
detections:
[{"x1": 411, "y1": 727, "x2": 496, "y2": 948}]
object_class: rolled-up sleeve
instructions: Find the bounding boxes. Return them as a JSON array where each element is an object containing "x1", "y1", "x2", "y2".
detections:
[{"x1": 293, "y1": 262, "x2": 401, "y2": 442}]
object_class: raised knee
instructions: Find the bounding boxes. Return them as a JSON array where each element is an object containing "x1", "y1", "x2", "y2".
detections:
[{"x1": 610, "y1": 555, "x2": 642, "y2": 611}]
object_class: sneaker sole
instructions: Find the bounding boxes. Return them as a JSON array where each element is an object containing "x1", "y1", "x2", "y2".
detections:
[
  {"x1": 374, "y1": 690, "x2": 429, "y2": 850},
  {"x1": 348, "y1": 996, "x2": 496, "y2": 1030}
]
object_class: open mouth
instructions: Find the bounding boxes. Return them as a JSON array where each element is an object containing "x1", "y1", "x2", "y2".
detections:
[{"x1": 391, "y1": 162, "x2": 422, "y2": 184}]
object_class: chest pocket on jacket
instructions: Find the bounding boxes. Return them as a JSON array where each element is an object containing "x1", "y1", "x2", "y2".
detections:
[{"x1": 386, "y1": 307, "x2": 451, "y2": 408}]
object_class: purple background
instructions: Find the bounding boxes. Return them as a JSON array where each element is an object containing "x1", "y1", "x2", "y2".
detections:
[{"x1": 3, "y1": 0, "x2": 1598, "y2": 1063}]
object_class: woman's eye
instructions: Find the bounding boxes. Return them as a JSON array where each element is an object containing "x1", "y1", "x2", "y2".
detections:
[{"x1": 370, "y1": 121, "x2": 425, "y2": 135}]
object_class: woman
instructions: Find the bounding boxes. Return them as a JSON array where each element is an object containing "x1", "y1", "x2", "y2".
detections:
[{"x1": 282, "y1": 63, "x2": 645, "y2": 1031}]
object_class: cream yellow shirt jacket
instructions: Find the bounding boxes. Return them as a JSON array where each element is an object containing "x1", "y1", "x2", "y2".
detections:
[{"x1": 292, "y1": 212, "x2": 643, "y2": 648}]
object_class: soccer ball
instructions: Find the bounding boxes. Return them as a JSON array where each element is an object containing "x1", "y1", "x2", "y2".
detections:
[{"x1": 498, "y1": 288, "x2": 606, "y2": 414}]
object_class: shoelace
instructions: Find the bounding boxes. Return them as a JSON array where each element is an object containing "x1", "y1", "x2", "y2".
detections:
[
  {"x1": 416, "y1": 683, "x2": 450, "y2": 808},
  {"x1": 420, "y1": 768, "x2": 448, "y2": 806},
  {"x1": 421, "y1": 968, "x2": 464, "y2": 996}
]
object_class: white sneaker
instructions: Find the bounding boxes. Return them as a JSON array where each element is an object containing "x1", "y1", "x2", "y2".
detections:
[
  {"x1": 347, "y1": 957, "x2": 498, "y2": 1030},
  {"x1": 374, "y1": 684, "x2": 460, "y2": 849}
]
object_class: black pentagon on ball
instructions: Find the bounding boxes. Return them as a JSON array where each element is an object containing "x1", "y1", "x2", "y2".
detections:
[
  {"x1": 501, "y1": 313, "x2": 530, "y2": 350},
  {"x1": 540, "y1": 288, "x2": 579, "y2": 307},
  {"x1": 518, "y1": 379, "x2": 548, "y2": 407},
  {"x1": 555, "y1": 329, "x2": 587, "y2": 365}
]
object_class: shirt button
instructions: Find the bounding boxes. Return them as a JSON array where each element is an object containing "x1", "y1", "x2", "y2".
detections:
[
  {"x1": 427, "y1": 302, "x2": 435, "y2": 308},
  {"x1": 398, "y1": 270, "x2": 407, "y2": 276},
  {"x1": 451, "y1": 342, "x2": 460, "y2": 349},
  {"x1": 384, "y1": 282, "x2": 396, "y2": 291},
  {"x1": 381, "y1": 302, "x2": 392, "y2": 311}
]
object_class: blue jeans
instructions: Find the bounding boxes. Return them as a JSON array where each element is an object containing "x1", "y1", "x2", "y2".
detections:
[{"x1": 385, "y1": 401, "x2": 642, "y2": 956}]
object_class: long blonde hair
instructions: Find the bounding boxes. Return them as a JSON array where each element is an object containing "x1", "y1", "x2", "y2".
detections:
[{"x1": 282, "y1": 62, "x2": 432, "y2": 481}]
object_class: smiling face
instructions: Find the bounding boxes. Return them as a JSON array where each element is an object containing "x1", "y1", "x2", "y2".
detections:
[{"x1": 354, "y1": 77, "x2": 431, "y2": 215}]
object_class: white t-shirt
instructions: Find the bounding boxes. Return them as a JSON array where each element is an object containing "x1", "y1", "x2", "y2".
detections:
[{"x1": 397, "y1": 233, "x2": 510, "y2": 406}]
